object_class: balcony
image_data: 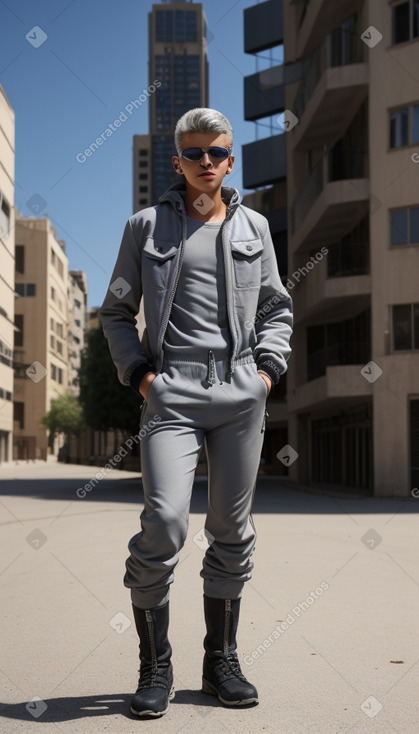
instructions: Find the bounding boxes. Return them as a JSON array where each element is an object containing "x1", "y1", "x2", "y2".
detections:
[
  {"x1": 292, "y1": 27, "x2": 367, "y2": 148},
  {"x1": 307, "y1": 341, "x2": 370, "y2": 382},
  {"x1": 244, "y1": 65, "x2": 284, "y2": 121},
  {"x1": 291, "y1": 253, "x2": 370, "y2": 324},
  {"x1": 290, "y1": 146, "x2": 369, "y2": 252},
  {"x1": 327, "y1": 240, "x2": 369, "y2": 278},
  {"x1": 242, "y1": 134, "x2": 286, "y2": 189},
  {"x1": 244, "y1": 0, "x2": 283, "y2": 54},
  {"x1": 296, "y1": 0, "x2": 359, "y2": 58},
  {"x1": 290, "y1": 364, "x2": 373, "y2": 414}
]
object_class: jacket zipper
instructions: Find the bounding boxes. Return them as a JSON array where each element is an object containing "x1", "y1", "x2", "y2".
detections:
[
  {"x1": 145, "y1": 610, "x2": 157, "y2": 668},
  {"x1": 223, "y1": 599, "x2": 232, "y2": 656},
  {"x1": 155, "y1": 205, "x2": 188, "y2": 371},
  {"x1": 220, "y1": 212, "x2": 238, "y2": 379}
]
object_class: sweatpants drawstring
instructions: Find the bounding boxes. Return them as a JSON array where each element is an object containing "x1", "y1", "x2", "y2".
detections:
[{"x1": 207, "y1": 350, "x2": 217, "y2": 385}]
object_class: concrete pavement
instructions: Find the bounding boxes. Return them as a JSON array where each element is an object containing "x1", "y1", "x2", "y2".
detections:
[{"x1": 1, "y1": 458, "x2": 418, "y2": 733}]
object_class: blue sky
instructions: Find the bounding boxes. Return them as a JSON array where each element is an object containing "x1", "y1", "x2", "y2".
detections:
[{"x1": 0, "y1": 0, "x2": 283, "y2": 308}]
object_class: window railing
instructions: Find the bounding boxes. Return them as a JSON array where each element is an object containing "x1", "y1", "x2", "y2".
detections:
[
  {"x1": 307, "y1": 341, "x2": 370, "y2": 382},
  {"x1": 291, "y1": 147, "x2": 368, "y2": 233},
  {"x1": 327, "y1": 241, "x2": 369, "y2": 277},
  {"x1": 294, "y1": 26, "x2": 366, "y2": 120}
]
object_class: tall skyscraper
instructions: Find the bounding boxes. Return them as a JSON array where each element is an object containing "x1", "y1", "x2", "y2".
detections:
[{"x1": 133, "y1": 1, "x2": 209, "y2": 212}]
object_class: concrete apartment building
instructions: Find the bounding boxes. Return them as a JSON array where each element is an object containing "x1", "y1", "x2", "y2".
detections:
[
  {"x1": 242, "y1": 0, "x2": 419, "y2": 496},
  {"x1": 68, "y1": 270, "x2": 88, "y2": 395},
  {"x1": 14, "y1": 218, "x2": 69, "y2": 460},
  {"x1": 0, "y1": 85, "x2": 15, "y2": 464},
  {"x1": 133, "y1": 0, "x2": 209, "y2": 212}
]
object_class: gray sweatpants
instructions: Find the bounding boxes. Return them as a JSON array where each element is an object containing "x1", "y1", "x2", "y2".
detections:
[{"x1": 124, "y1": 349, "x2": 268, "y2": 609}]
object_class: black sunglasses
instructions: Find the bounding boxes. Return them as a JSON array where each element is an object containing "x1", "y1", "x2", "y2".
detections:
[{"x1": 181, "y1": 146, "x2": 230, "y2": 162}]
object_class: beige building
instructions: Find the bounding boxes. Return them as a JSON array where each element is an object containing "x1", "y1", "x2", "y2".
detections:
[
  {"x1": 68, "y1": 270, "x2": 88, "y2": 395},
  {"x1": 14, "y1": 218, "x2": 69, "y2": 459},
  {"x1": 279, "y1": 0, "x2": 419, "y2": 496},
  {"x1": 0, "y1": 85, "x2": 15, "y2": 463}
]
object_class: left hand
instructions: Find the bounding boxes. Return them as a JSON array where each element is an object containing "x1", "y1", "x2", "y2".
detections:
[{"x1": 257, "y1": 371, "x2": 272, "y2": 396}]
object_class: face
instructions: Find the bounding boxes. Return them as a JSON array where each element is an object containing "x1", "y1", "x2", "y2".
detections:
[{"x1": 172, "y1": 132, "x2": 234, "y2": 193}]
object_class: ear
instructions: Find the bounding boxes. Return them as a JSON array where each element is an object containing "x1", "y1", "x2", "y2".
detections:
[
  {"x1": 172, "y1": 155, "x2": 183, "y2": 174},
  {"x1": 226, "y1": 155, "x2": 235, "y2": 174}
]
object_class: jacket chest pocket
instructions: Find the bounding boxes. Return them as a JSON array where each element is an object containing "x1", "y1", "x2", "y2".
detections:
[
  {"x1": 231, "y1": 238, "x2": 264, "y2": 289},
  {"x1": 142, "y1": 238, "x2": 178, "y2": 291}
]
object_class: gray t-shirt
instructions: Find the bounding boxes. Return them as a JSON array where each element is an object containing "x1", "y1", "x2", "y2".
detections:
[{"x1": 163, "y1": 216, "x2": 230, "y2": 359}]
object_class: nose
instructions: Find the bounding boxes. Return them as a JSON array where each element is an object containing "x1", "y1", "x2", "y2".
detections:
[{"x1": 200, "y1": 152, "x2": 212, "y2": 167}]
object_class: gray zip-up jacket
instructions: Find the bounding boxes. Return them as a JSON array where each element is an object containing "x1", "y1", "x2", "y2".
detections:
[{"x1": 99, "y1": 181, "x2": 293, "y2": 393}]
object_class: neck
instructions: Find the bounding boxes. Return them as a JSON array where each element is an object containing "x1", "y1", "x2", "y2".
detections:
[{"x1": 184, "y1": 186, "x2": 227, "y2": 222}]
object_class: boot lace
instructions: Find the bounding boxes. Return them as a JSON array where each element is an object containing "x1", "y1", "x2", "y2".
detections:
[
  {"x1": 212, "y1": 652, "x2": 246, "y2": 684},
  {"x1": 136, "y1": 661, "x2": 171, "y2": 692}
]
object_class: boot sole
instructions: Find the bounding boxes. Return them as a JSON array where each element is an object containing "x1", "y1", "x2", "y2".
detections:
[
  {"x1": 130, "y1": 687, "x2": 175, "y2": 717},
  {"x1": 202, "y1": 678, "x2": 258, "y2": 707}
]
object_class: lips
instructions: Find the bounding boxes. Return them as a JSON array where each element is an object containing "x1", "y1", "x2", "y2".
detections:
[{"x1": 199, "y1": 172, "x2": 215, "y2": 178}]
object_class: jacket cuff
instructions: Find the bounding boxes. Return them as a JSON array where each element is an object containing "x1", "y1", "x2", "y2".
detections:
[
  {"x1": 129, "y1": 363, "x2": 154, "y2": 395},
  {"x1": 256, "y1": 358, "x2": 282, "y2": 386}
]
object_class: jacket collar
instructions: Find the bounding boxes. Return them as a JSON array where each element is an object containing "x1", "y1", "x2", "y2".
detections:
[{"x1": 158, "y1": 180, "x2": 241, "y2": 217}]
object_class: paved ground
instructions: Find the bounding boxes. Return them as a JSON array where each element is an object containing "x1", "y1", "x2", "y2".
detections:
[{"x1": 1, "y1": 458, "x2": 418, "y2": 734}]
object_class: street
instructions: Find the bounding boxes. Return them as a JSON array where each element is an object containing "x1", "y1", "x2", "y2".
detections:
[{"x1": 1, "y1": 458, "x2": 418, "y2": 733}]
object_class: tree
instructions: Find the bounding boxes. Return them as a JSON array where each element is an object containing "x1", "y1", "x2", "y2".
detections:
[
  {"x1": 41, "y1": 392, "x2": 84, "y2": 448},
  {"x1": 78, "y1": 327, "x2": 141, "y2": 434}
]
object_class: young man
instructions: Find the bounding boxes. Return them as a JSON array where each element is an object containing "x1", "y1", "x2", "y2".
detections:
[{"x1": 100, "y1": 108, "x2": 293, "y2": 717}]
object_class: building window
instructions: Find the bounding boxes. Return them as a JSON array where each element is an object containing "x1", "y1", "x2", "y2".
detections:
[
  {"x1": 50, "y1": 318, "x2": 54, "y2": 331},
  {"x1": 139, "y1": 174, "x2": 147, "y2": 181},
  {"x1": 0, "y1": 193, "x2": 10, "y2": 237},
  {"x1": 392, "y1": 304, "x2": 419, "y2": 350},
  {"x1": 392, "y1": 0, "x2": 419, "y2": 44},
  {"x1": 139, "y1": 161, "x2": 148, "y2": 168},
  {"x1": 51, "y1": 363, "x2": 57, "y2": 381},
  {"x1": 139, "y1": 198, "x2": 148, "y2": 205},
  {"x1": 58, "y1": 367, "x2": 63, "y2": 384},
  {"x1": 139, "y1": 186, "x2": 148, "y2": 193},
  {"x1": 390, "y1": 108, "x2": 409, "y2": 147},
  {"x1": 390, "y1": 105, "x2": 419, "y2": 148},
  {"x1": 155, "y1": 9, "x2": 197, "y2": 43},
  {"x1": 51, "y1": 286, "x2": 56, "y2": 301},
  {"x1": 14, "y1": 402, "x2": 24, "y2": 429},
  {"x1": 56, "y1": 340, "x2": 63, "y2": 354},
  {"x1": 74, "y1": 299, "x2": 81, "y2": 309},
  {"x1": 410, "y1": 399, "x2": 419, "y2": 488},
  {"x1": 390, "y1": 206, "x2": 419, "y2": 245},
  {"x1": 139, "y1": 148, "x2": 148, "y2": 156},
  {"x1": 50, "y1": 335, "x2": 55, "y2": 349},
  {"x1": 51, "y1": 249, "x2": 56, "y2": 266},
  {"x1": 15, "y1": 283, "x2": 36, "y2": 296},
  {"x1": 393, "y1": 303, "x2": 419, "y2": 351},
  {"x1": 15, "y1": 314, "x2": 24, "y2": 347},
  {"x1": 15, "y1": 245, "x2": 25, "y2": 274}
]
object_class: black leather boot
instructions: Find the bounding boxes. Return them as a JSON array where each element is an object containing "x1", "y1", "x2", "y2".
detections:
[
  {"x1": 202, "y1": 596, "x2": 258, "y2": 706},
  {"x1": 130, "y1": 602, "x2": 174, "y2": 717}
]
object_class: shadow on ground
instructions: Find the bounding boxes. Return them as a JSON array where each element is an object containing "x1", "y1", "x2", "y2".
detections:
[
  {"x1": 0, "y1": 474, "x2": 418, "y2": 514},
  {"x1": 0, "y1": 689, "x2": 222, "y2": 723}
]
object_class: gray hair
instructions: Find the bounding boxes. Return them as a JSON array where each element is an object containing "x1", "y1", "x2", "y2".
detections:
[{"x1": 174, "y1": 108, "x2": 234, "y2": 156}]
